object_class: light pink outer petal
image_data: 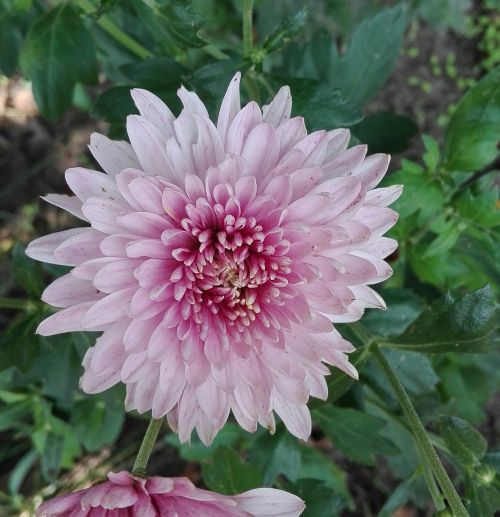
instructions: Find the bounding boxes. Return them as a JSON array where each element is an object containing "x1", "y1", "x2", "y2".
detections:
[
  {"x1": 42, "y1": 194, "x2": 86, "y2": 220},
  {"x1": 26, "y1": 228, "x2": 88, "y2": 265},
  {"x1": 262, "y1": 86, "x2": 292, "y2": 127},
  {"x1": 234, "y1": 488, "x2": 305, "y2": 516},
  {"x1": 89, "y1": 132, "x2": 141, "y2": 176},
  {"x1": 131, "y1": 88, "x2": 175, "y2": 140},
  {"x1": 217, "y1": 72, "x2": 241, "y2": 145},
  {"x1": 36, "y1": 301, "x2": 97, "y2": 336},
  {"x1": 36, "y1": 491, "x2": 82, "y2": 516}
]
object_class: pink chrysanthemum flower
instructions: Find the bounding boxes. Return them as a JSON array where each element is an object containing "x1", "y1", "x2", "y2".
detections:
[
  {"x1": 36, "y1": 470, "x2": 305, "y2": 516},
  {"x1": 27, "y1": 73, "x2": 401, "y2": 443}
]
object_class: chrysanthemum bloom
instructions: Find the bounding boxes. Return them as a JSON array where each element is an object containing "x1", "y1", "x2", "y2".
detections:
[
  {"x1": 27, "y1": 73, "x2": 401, "y2": 443},
  {"x1": 36, "y1": 470, "x2": 305, "y2": 516}
]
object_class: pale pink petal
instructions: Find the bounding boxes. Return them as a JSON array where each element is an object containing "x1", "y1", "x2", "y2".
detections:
[
  {"x1": 225, "y1": 101, "x2": 263, "y2": 155},
  {"x1": 42, "y1": 274, "x2": 103, "y2": 308},
  {"x1": 263, "y1": 86, "x2": 292, "y2": 127},
  {"x1": 36, "y1": 302, "x2": 96, "y2": 336},
  {"x1": 131, "y1": 88, "x2": 175, "y2": 140},
  {"x1": 126, "y1": 115, "x2": 173, "y2": 179},
  {"x1": 89, "y1": 132, "x2": 140, "y2": 176},
  {"x1": 241, "y1": 123, "x2": 280, "y2": 179},
  {"x1": 217, "y1": 72, "x2": 241, "y2": 145},
  {"x1": 81, "y1": 288, "x2": 135, "y2": 328},
  {"x1": 66, "y1": 167, "x2": 120, "y2": 201},
  {"x1": 235, "y1": 488, "x2": 305, "y2": 517},
  {"x1": 42, "y1": 194, "x2": 86, "y2": 220}
]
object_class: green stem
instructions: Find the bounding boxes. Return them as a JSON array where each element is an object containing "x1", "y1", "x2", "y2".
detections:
[
  {"x1": 77, "y1": 0, "x2": 152, "y2": 59},
  {"x1": 242, "y1": 0, "x2": 254, "y2": 58},
  {"x1": 372, "y1": 345, "x2": 469, "y2": 516},
  {"x1": 204, "y1": 44, "x2": 229, "y2": 60},
  {"x1": 419, "y1": 443, "x2": 447, "y2": 511},
  {"x1": 132, "y1": 417, "x2": 164, "y2": 476},
  {"x1": 0, "y1": 298, "x2": 30, "y2": 310}
]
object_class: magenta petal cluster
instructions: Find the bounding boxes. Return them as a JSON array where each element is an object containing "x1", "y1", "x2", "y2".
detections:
[
  {"x1": 27, "y1": 73, "x2": 401, "y2": 443},
  {"x1": 36, "y1": 470, "x2": 305, "y2": 516}
]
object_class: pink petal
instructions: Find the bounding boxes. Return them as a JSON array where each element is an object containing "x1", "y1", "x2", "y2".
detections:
[
  {"x1": 225, "y1": 101, "x2": 262, "y2": 155},
  {"x1": 81, "y1": 287, "x2": 135, "y2": 328},
  {"x1": 126, "y1": 115, "x2": 173, "y2": 179},
  {"x1": 241, "y1": 123, "x2": 280, "y2": 179},
  {"x1": 89, "y1": 132, "x2": 140, "y2": 176},
  {"x1": 217, "y1": 72, "x2": 241, "y2": 145},
  {"x1": 36, "y1": 302, "x2": 96, "y2": 336},
  {"x1": 263, "y1": 86, "x2": 292, "y2": 127},
  {"x1": 271, "y1": 391, "x2": 311, "y2": 440},
  {"x1": 131, "y1": 88, "x2": 174, "y2": 140},
  {"x1": 26, "y1": 228, "x2": 88, "y2": 265},
  {"x1": 66, "y1": 167, "x2": 119, "y2": 201},
  {"x1": 42, "y1": 194, "x2": 86, "y2": 220},
  {"x1": 235, "y1": 488, "x2": 305, "y2": 517},
  {"x1": 42, "y1": 273, "x2": 103, "y2": 308}
]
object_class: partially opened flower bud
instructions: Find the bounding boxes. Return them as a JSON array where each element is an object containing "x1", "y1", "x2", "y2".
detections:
[
  {"x1": 36, "y1": 471, "x2": 305, "y2": 516},
  {"x1": 27, "y1": 73, "x2": 401, "y2": 444}
]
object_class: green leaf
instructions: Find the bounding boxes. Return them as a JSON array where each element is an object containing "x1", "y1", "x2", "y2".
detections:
[
  {"x1": 166, "y1": 423, "x2": 244, "y2": 462},
  {"x1": 362, "y1": 288, "x2": 428, "y2": 339},
  {"x1": 0, "y1": 314, "x2": 40, "y2": 373},
  {"x1": 120, "y1": 57, "x2": 188, "y2": 89},
  {"x1": 0, "y1": 13, "x2": 22, "y2": 76},
  {"x1": 331, "y1": 5, "x2": 408, "y2": 107},
  {"x1": 279, "y1": 77, "x2": 363, "y2": 130},
  {"x1": 19, "y1": 4, "x2": 97, "y2": 120},
  {"x1": 352, "y1": 112, "x2": 418, "y2": 154},
  {"x1": 422, "y1": 135, "x2": 440, "y2": 171},
  {"x1": 41, "y1": 432, "x2": 64, "y2": 482},
  {"x1": 416, "y1": 0, "x2": 472, "y2": 33},
  {"x1": 93, "y1": 86, "x2": 137, "y2": 124},
  {"x1": 263, "y1": 6, "x2": 308, "y2": 54},
  {"x1": 386, "y1": 166, "x2": 445, "y2": 223},
  {"x1": 11, "y1": 243, "x2": 44, "y2": 298},
  {"x1": 378, "y1": 473, "x2": 420, "y2": 517},
  {"x1": 298, "y1": 445, "x2": 351, "y2": 501},
  {"x1": 202, "y1": 447, "x2": 263, "y2": 495},
  {"x1": 439, "y1": 416, "x2": 487, "y2": 467},
  {"x1": 0, "y1": 400, "x2": 31, "y2": 431},
  {"x1": 437, "y1": 354, "x2": 500, "y2": 423},
  {"x1": 248, "y1": 428, "x2": 301, "y2": 486},
  {"x1": 423, "y1": 220, "x2": 462, "y2": 258},
  {"x1": 365, "y1": 349, "x2": 439, "y2": 399},
  {"x1": 444, "y1": 67, "x2": 500, "y2": 171},
  {"x1": 288, "y1": 479, "x2": 347, "y2": 516},
  {"x1": 314, "y1": 406, "x2": 398, "y2": 465},
  {"x1": 140, "y1": 0, "x2": 206, "y2": 49},
  {"x1": 24, "y1": 334, "x2": 83, "y2": 409},
  {"x1": 384, "y1": 287, "x2": 499, "y2": 353},
  {"x1": 94, "y1": 57, "x2": 188, "y2": 125},
  {"x1": 468, "y1": 485, "x2": 500, "y2": 517},
  {"x1": 188, "y1": 59, "x2": 245, "y2": 102},
  {"x1": 457, "y1": 188, "x2": 500, "y2": 228},
  {"x1": 8, "y1": 450, "x2": 37, "y2": 495},
  {"x1": 71, "y1": 388, "x2": 124, "y2": 452}
]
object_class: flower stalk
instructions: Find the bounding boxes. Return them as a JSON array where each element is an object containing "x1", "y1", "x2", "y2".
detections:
[
  {"x1": 0, "y1": 297, "x2": 31, "y2": 310},
  {"x1": 132, "y1": 417, "x2": 164, "y2": 476},
  {"x1": 76, "y1": 0, "x2": 152, "y2": 59},
  {"x1": 372, "y1": 344, "x2": 469, "y2": 517},
  {"x1": 242, "y1": 0, "x2": 254, "y2": 58}
]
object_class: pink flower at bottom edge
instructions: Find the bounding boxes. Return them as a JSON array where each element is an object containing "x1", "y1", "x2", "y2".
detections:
[{"x1": 36, "y1": 470, "x2": 305, "y2": 516}]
